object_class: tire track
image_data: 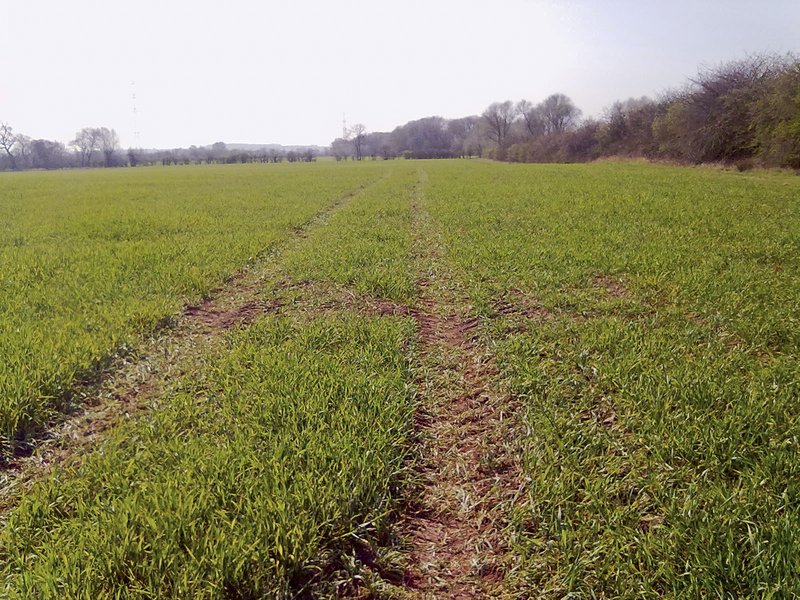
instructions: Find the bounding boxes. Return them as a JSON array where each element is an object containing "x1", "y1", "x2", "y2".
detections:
[{"x1": 400, "y1": 169, "x2": 524, "y2": 599}]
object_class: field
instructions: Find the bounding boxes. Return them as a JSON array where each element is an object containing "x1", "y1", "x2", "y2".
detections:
[
  {"x1": 0, "y1": 160, "x2": 799, "y2": 598},
  {"x1": 0, "y1": 163, "x2": 384, "y2": 442}
]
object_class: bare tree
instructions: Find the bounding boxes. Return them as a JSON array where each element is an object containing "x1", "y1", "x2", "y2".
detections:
[
  {"x1": 30, "y1": 139, "x2": 66, "y2": 170},
  {"x1": 13, "y1": 134, "x2": 31, "y2": 169},
  {"x1": 96, "y1": 127, "x2": 120, "y2": 167},
  {"x1": 677, "y1": 54, "x2": 788, "y2": 162},
  {"x1": 70, "y1": 127, "x2": 102, "y2": 167},
  {"x1": 517, "y1": 99, "x2": 547, "y2": 138},
  {"x1": 539, "y1": 93, "x2": 581, "y2": 135},
  {"x1": 0, "y1": 122, "x2": 16, "y2": 169},
  {"x1": 600, "y1": 97, "x2": 656, "y2": 155},
  {"x1": 482, "y1": 101, "x2": 516, "y2": 148},
  {"x1": 349, "y1": 123, "x2": 367, "y2": 161},
  {"x1": 390, "y1": 117, "x2": 454, "y2": 158},
  {"x1": 448, "y1": 116, "x2": 481, "y2": 157}
]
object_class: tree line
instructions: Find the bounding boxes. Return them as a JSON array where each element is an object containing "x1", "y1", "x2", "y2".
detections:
[
  {"x1": 2, "y1": 53, "x2": 797, "y2": 171},
  {"x1": 155, "y1": 143, "x2": 316, "y2": 166},
  {"x1": 331, "y1": 53, "x2": 800, "y2": 169},
  {"x1": 0, "y1": 126, "x2": 127, "y2": 170},
  {"x1": 0, "y1": 127, "x2": 318, "y2": 171}
]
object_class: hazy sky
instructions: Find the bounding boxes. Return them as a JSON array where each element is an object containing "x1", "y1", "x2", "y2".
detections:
[{"x1": 1, "y1": 0, "x2": 798, "y2": 149}]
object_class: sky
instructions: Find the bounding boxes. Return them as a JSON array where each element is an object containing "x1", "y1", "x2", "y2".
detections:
[{"x1": 1, "y1": 0, "x2": 798, "y2": 150}]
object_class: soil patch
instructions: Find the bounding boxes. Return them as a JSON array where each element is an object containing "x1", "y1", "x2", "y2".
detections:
[
  {"x1": 592, "y1": 274, "x2": 630, "y2": 298},
  {"x1": 184, "y1": 296, "x2": 282, "y2": 331},
  {"x1": 402, "y1": 298, "x2": 522, "y2": 599}
]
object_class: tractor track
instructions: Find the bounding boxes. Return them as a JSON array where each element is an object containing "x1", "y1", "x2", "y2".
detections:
[{"x1": 398, "y1": 169, "x2": 524, "y2": 599}]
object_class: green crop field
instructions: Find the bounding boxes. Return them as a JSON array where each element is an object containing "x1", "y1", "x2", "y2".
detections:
[
  {"x1": 0, "y1": 162, "x2": 386, "y2": 446},
  {"x1": 1, "y1": 160, "x2": 799, "y2": 598},
  {"x1": 423, "y1": 161, "x2": 800, "y2": 597}
]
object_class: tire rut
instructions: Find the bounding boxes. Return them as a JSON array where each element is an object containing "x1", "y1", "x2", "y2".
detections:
[{"x1": 400, "y1": 169, "x2": 523, "y2": 599}]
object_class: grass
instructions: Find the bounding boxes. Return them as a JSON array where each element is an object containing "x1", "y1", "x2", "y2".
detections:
[
  {"x1": 0, "y1": 315, "x2": 415, "y2": 599},
  {"x1": 279, "y1": 164, "x2": 419, "y2": 304},
  {"x1": 0, "y1": 162, "x2": 387, "y2": 448},
  {"x1": 423, "y1": 160, "x2": 800, "y2": 597}
]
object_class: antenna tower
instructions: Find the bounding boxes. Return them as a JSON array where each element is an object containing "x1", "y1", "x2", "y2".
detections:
[
  {"x1": 342, "y1": 113, "x2": 347, "y2": 138},
  {"x1": 132, "y1": 81, "x2": 141, "y2": 149}
]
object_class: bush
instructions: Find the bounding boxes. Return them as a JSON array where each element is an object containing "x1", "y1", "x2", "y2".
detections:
[{"x1": 752, "y1": 62, "x2": 800, "y2": 168}]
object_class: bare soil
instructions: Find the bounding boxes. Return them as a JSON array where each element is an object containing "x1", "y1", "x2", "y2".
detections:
[
  {"x1": 592, "y1": 274, "x2": 631, "y2": 298},
  {"x1": 398, "y1": 171, "x2": 523, "y2": 599}
]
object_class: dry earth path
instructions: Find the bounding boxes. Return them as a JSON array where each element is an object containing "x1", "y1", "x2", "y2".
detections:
[{"x1": 398, "y1": 170, "x2": 525, "y2": 599}]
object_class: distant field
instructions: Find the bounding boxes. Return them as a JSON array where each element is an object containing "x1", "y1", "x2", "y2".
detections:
[{"x1": 1, "y1": 160, "x2": 799, "y2": 597}]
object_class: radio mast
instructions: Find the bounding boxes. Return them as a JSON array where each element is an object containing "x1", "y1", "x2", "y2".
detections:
[{"x1": 132, "y1": 81, "x2": 141, "y2": 149}]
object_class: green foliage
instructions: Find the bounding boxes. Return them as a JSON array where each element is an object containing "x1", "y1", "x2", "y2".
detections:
[
  {"x1": 753, "y1": 63, "x2": 800, "y2": 168},
  {"x1": 280, "y1": 166, "x2": 418, "y2": 304}
]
